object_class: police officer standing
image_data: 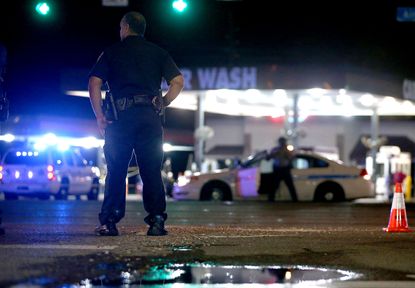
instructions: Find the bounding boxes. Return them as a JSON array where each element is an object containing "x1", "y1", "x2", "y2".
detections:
[
  {"x1": 267, "y1": 137, "x2": 298, "y2": 202},
  {"x1": 88, "y1": 11, "x2": 184, "y2": 236}
]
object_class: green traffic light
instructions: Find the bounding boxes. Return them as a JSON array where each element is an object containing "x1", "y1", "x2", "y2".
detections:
[
  {"x1": 172, "y1": 0, "x2": 188, "y2": 13},
  {"x1": 35, "y1": 2, "x2": 50, "y2": 16}
]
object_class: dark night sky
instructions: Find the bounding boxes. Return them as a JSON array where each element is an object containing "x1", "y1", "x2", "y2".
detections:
[{"x1": 1, "y1": 0, "x2": 415, "y2": 120}]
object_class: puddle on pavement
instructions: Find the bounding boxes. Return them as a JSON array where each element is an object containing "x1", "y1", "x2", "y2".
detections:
[
  {"x1": 4, "y1": 252, "x2": 362, "y2": 287},
  {"x1": 79, "y1": 263, "x2": 361, "y2": 286}
]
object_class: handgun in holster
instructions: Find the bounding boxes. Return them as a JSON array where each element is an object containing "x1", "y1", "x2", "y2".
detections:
[
  {"x1": 103, "y1": 82, "x2": 118, "y2": 121},
  {"x1": 152, "y1": 89, "x2": 166, "y2": 124}
]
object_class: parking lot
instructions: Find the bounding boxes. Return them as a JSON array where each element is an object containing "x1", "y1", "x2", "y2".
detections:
[{"x1": 0, "y1": 198, "x2": 415, "y2": 287}]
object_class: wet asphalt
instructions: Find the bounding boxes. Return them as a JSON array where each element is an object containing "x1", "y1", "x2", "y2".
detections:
[{"x1": 0, "y1": 197, "x2": 415, "y2": 287}]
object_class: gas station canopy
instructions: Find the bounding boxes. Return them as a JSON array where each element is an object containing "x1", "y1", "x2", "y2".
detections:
[
  {"x1": 65, "y1": 64, "x2": 415, "y2": 118},
  {"x1": 67, "y1": 88, "x2": 415, "y2": 118},
  {"x1": 169, "y1": 88, "x2": 415, "y2": 117}
]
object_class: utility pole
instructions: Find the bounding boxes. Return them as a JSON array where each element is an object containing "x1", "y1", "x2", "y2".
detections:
[
  {"x1": 370, "y1": 107, "x2": 379, "y2": 193},
  {"x1": 194, "y1": 93, "x2": 205, "y2": 170}
]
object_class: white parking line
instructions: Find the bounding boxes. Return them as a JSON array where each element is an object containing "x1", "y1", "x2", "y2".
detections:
[{"x1": 0, "y1": 244, "x2": 117, "y2": 250}]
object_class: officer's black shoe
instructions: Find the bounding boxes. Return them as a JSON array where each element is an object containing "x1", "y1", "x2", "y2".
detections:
[
  {"x1": 95, "y1": 222, "x2": 119, "y2": 236},
  {"x1": 146, "y1": 215, "x2": 168, "y2": 236}
]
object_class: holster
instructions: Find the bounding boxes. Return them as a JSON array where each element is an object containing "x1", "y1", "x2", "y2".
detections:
[
  {"x1": 102, "y1": 83, "x2": 118, "y2": 121},
  {"x1": 152, "y1": 90, "x2": 166, "y2": 125},
  {"x1": 152, "y1": 90, "x2": 165, "y2": 116}
]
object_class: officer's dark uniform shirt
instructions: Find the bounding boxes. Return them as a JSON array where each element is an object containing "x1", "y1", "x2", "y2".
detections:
[{"x1": 89, "y1": 35, "x2": 181, "y2": 99}]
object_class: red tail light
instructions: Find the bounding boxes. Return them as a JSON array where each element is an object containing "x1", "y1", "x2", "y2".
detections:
[
  {"x1": 359, "y1": 168, "x2": 368, "y2": 177},
  {"x1": 47, "y1": 165, "x2": 55, "y2": 180},
  {"x1": 190, "y1": 175, "x2": 199, "y2": 181}
]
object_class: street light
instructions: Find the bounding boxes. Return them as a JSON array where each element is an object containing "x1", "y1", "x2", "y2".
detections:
[
  {"x1": 172, "y1": 0, "x2": 188, "y2": 13},
  {"x1": 35, "y1": 2, "x2": 51, "y2": 16}
]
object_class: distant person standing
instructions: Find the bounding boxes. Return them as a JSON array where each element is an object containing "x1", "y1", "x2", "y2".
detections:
[
  {"x1": 267, "y1": 137, "x2": 298, "y2": 202},
  {"x1": 88, "y1": 12, "x2": 184, "y2": 236}
]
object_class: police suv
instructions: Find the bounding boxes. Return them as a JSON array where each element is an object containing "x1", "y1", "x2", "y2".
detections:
[{"x1": 0, "y1": 147, "x2": 100, "y2": 200}]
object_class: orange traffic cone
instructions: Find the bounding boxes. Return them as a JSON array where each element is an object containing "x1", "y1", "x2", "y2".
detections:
[{"x1": 383, "y1": 183, "x2": 412, "y2": 233}]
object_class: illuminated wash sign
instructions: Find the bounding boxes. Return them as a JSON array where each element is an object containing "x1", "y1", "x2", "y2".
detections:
[{"x1": 164, "y1": 67, "x2": 257, "y2": 90}]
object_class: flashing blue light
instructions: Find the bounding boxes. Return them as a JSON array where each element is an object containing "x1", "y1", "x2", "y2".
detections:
[{"x1": 15, "y1": 151, "x2": 40, "y2": 157}]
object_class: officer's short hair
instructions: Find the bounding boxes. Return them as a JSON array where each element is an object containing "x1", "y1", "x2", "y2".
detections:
[{"x1": 122, "y1": 11, "x2": 146, "y2": 36}]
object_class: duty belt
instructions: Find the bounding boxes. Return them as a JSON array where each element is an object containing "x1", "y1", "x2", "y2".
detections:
[{"x1": 115, "y1": 95, "x2": 153, "y2": 111}]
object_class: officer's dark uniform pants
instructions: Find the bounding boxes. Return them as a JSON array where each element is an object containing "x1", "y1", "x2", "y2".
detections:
[
  {"x1": 99, "y1": 105, "x2": 165, "y2": 225},
  {"x1": 268, "y1": 167, "x2": 298, "y2": 202}
]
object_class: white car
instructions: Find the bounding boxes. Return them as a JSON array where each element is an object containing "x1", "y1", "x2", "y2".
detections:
[
  {"x1": 0, "y1": 147, "x2": 101, "y2": 200},
  {"x1": 173, "y1": 150, "x2": 375, "y2": 202}
]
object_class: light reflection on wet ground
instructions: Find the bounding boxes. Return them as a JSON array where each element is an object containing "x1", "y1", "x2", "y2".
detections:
[{"x1": 76, "y1": 263, "x2": 361, "y2": 287}]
